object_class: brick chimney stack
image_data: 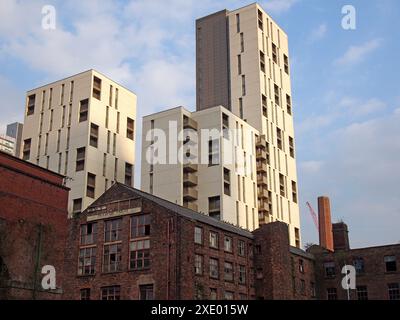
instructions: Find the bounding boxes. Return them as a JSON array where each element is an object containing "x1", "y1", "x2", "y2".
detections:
[{"x1": 318, "y1": 196, "x2": 334, "y2": 251}]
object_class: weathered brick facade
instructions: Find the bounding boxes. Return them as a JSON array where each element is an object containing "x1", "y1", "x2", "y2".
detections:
[{"x1": 0, "y1": 151, "x2": 69, "y2": 299}]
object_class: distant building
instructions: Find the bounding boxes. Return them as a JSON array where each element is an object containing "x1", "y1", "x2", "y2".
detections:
[
  {"x1": 0, "y1": 151, "x2": 69, "y2": 299},
  {"x1": 308, "y1": 196, "x2": 400, "y2": 300},
  {"x1": 0, "y1": 135, "x2": 15, "y2": 156},
  {"x1": 6, "y1": 122, "x2": 23, "y2": 157},
  {"x1": 21, "y1": 70, "x2": 137, "y2": 216}
]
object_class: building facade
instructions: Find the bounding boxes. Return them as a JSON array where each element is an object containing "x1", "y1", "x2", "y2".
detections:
[
  {"x1": 63, "y1": 182, "x2": 316, "y2": 300},
  {"x1": 0, "y1": 151, "x2": 69, "y2": 299},
  {"x1": 141, "y1": 105, "x2": 259, "y2": 231},
  {"x1": 21, "y1": 70, "x2": 137, "y2": 215},
  {"x1": 0, "y1": 134, "x2": 15, "y2": 156},
  {"x1": 6, "y1": 122, "x2": 23, "y2": 157},
  {"x1": 196, "y1": 3, "x2": 301, "y2": 247}
]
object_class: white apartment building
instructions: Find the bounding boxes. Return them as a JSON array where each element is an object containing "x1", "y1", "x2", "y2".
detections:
[
  {"x1": 0, "y1": 134, "x2": 16, "y2": 155},
  {"x1": 21, "y1": 70, "x2": 136, "y2": 215},
  {"x1": 141, "y1": 106, "x2": 259, "y2": 231},
  {"x1": 196, "y1": 3, "x2": 301, "y2": 246}
]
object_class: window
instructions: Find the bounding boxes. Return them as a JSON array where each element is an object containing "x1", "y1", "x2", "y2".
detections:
[
  {"x1": 357, "y1": 286, "x2": 368, "y2": 300},
  {"x1": 61, "y1": 105, "x2": 66, "y2": 127},
  {"x1": 299, "y1": 259, "x2": 304, "y2": 273},
  {"x1": 113, "y1": 133, "x2": 117, "y2": 156},
  {"x1": 73, "y1": 198, "x2": 82, "y2": 214},
  {"x1": 209, "y1": 258, "x2": 219, "y2": 279},
  {"x1": 300, "y1": 279, "x2": 306, "y2": 295},
  {"x1": 80, "y1": 223, "x2": 97, "y2": 245},
  {"x1": 80, "y1": 289, "x2": 90, "y2": 300},
  {"x1": 222, "y1": 113, "x2": 229, "y2": 139},
  {"x1": 388, "y1": 283, "x2": 400, "y2": 300},
  {"x1": 125, "y1": 162, "x2": 133, "y2": 186},
  {"x1": 78, "y1": 247, "x2": 96, "y2": 275},
  {"x1": 129, "y1": 239, "x2": 150, "y2": 270},
  {"x1": 272, "y1": 43, "x2": 278, "y2": 64},
  {"x1": 286, "y1": 94, "x2": 292, "y2": 115},
  {"x1": 224, "y1": 236, "x2": 233, "y2": 252},
  {"x1": 208, "y1": 196, "x2": 221, "y2": 220},
  {"x1": 210, "y1": 288, "x2": 218, "y2": 300},
  {"x1": 109, "y1": 85, "x2": 113, "y2": 106},
  {"x1": 385, "y1": 255, "x2": 397, "y2": 272},
  {"x1": 289, "y1": 137, "x2": 295, "y2": 158},
  {"x1": 49, "y1": 109, "x2": 54, "y2": 131},
  {"x1": 195, "y1": 254, "x2": 203, "y2": 275},
  {"x1": 292, "y1": 181, "x2": 298, "y2": 203},
  {"x1": 87, "y1": 173, "x2": 96, "y2": 198},
  {"x1": 104, "y1": 219, "x2": 122, "y2": 242},
  {"x1": 93, "y1": 76, "x2": 102, "y2": 100},
  {"x1": 238, "y1": 240, "x2": 246, "y2": 257},
  {"x1": 354, "y1": 258, "x2": 365, "y2": 274},
  {"x1": 236, "y1": 14, "x2": 240, "y2": 33},
  {"x1": 140, "y1": 285, "x2": 154, "y2": 300},
  {"x1": 260, "y1": 51, "x2": 265, "y2": 73},
  {"x1": 70, "y1": 81, "x2": 74, "y2": 103},
  {"x1": 194, "y1": 227, "x2": 203, "y2": 245},
  {"x1": 114, "y1": 158, "x2": 118, "y2": 181},
  {"x1": 279, "y1": 174, "x2": 285, "y2": 197},
  {"x1": 274, "y1": 84, "x2": 280, "y2": 106},
  {"x1": 76, "y1": 147, "x2": 85, "y2": 172},
  {"x1": 327, "y1": 288, "x2": 337, "y2": 300},
  {"x1": 209, "y1": 231, "x2": 219, "y2": 249},
  {"x1": 90, "y1": 123, "x2": 99, "y2": 148},
  {"x1": 277, "y1": 128, "x2": 283, "y2": 150},
  {"x1": 79, "y1": 99, "x2": 88, "y2": 122},
  {"x1": 224, "y1": 291, "x2": 234, "y2": 300},
  {"x1": 258, "y1": 9, "x2": 263, "y2": 30},
  {"x1": 237, "y1": 55, "x2": 242, "y2": 75},
  {"x1": 49, "y1": 88, "x2": 53, "y2": 108},
  {"x1": 284, "y1": 54, "x2": 289, "y2": 74},
  {"x1": 115, "y1": 88, "x2": 119, "y2": 109},
  {"x1": 224, "y1": 168, "x2": 231, "y2": 196},
  {"x1": 239, "y1": 98, "x2": 243, "y2": 119},
  {"x1": 60, "y1": 83, "x2": 65, "y2": 105},
  {"x1": 27, "y1": 94, "x2": 36, "y2": 115},
  {"x1": 103, "y1": 243, "x2": 122, "y2": 273},
  {"x1": 311, "y1": 282, "x2": 316, "y2": 298},
  {"x1": 239, "y1": 265, "x2": 246, "y2": 285},
  {"x1": 23, "y1": 138, "x2": 31, "y2": 160},
  {"x1": 127, "y1": 117, "x2": 135, "y2": 140},
  {"x1": 105, "y1": 106, "x2": 109, "y2": 128},
  {"x1": 224, "y1": 262, "x2": 234, "y2": 282},
  {"x1": 116, "y1": 112, "x2": 120, "y2": 133},
  {"x1": 241, "y1": 75, "x2": 246, "y2": 96},
  {"x1": 324, "y1": 262, "x2": 336, "y2": 277},
  {"x1": 240, "y1": 32, "x2": 244, "y2": 52},
  {"x1": 208, "y1": 139, "x2": 219, "y2": 166},
  {"x1": 131, "y1": 215, "x2": 150, "y2": 238},
  {"x1": 101, "y1": 286, "x2": 120, "y2": 300}
]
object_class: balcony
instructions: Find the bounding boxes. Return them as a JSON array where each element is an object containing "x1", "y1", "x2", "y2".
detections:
[
  {"x1": 256, "y1": 149, "x2": 267, "y2": 160},
  {"x1": 256, "y1": 162, "x2": 267, "y2": 173},
  {"x1": 184, "y1": 201, "x2": 198, "y2": 212},
  {"x1": 256, "y1": 135, "x2": 266, "y2": 148},
  {"x1": 183, "y1": 163, "x2": 198, "y2": 173},
  {"x1": 183, "y1": 117, "x2": 198, "y2": 131},
  {"x1": 258, "y1": 188, "x2": 268, "y2": 199},
  {"x1": 257, "y1": 175, "x2": 268, "y2": 186},
  {"x1": 183, "y1": 172, "x2": 198, "y2": 187},
  {"x1": 183, "y1": 187, "x2": 198, "y2": 201}
]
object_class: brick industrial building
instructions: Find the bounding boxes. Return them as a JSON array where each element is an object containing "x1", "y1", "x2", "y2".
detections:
[
  {"x1": 0, "y1": 151, "x2": 69, "y2": 299},
  {"x1": 63, "y1": 182, "x2": 315, "y2": 300}
]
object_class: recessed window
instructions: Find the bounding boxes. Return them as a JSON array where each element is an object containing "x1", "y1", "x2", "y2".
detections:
[
  {"x1": 208, "y1": 196, "x2": 221, "y2": 220},
  {"x1": 286, "y1": 94, "x2": 292, "y2": 115},
  {"x1": 86, "y1": 172, "x2": 96, "y2": 198},
  {"x1": 104, "y1": 219, "x2": 122, "y2": 242},
  {"x1": 78, "y1": 247, "x2": 96, "y2": 275},
  {"x1": 139, "y1": 284, "x2": 154, "y2": 300},
  {"x1": 274, "y1": 84, "x2": 280, "y2": 106},
  {"x1": 240, "y1": 32, "x2": 244, "y2": 52},
  {"x1": 327, "y1": 288, "x2": 337, "y2": 300},
  {"x1": 103, "y1": 243, "x2": 122, "y2": 273},
  {"x1": 209, "y1": 231, "x2": 219, "y2": 249},
  {"x1": 289, "y1": 136, "x2": 295, "y2": 158},
  {"x1": 125, "y1": 162, "x2": 133, "y2": 186},
  {"x1": 272, "y1": 43, "x2": 278, "y2": 64},
  {"x1": 76, "y1": 147, "x2": 85, "y2": 172},
  {"x1": 388, "y1": 283, "x2": 400, "y2": 300},
  {"x1": 224, "y1": 291, "x2": 234, "y2": 300},
  {"x1": 195, "y1": 254, "x2": 203, "y2": 275},
  {"x1": 131, "y1": 215, "x2": 150, "y2": 238},
  {"x1": 357, "y1": 286, "x2": 368, "y2": 300},
  {"x1": 279, "y1": 174, "x2": 285, "y2": 197},
  {"x1": 299, "y1": 259, "x2": 304, "y2": 273},
  {"x1": 80, "y1": 223, "x2": 97, "y2": 245},
  {"x1": 73, "y1": 198, "x2": 82, "y2": 214},
  {"x1": 239, "y1": 265, "x2": 246, "y2": 284},
  {"x1": 224, "y1": 236, "x2": 233, "y2": 253},
  {"x1": 208, "y1": 139, "x2": 219, "y2": 166},
  {"x1": 224, "y1": 262, "x2": 234, "y2": 282},
  {"x1": 241, "y1": 75, "x2": 246, "y2": 96},
  {"x1": 27, "y1": 94, "x2": 36, "y2": 116},
  {"x1": 277, "y1": 128, "x2": 283, "y2": 150},
  {"x1": 224, "y1": 168, "x2": 231, "y2": 196},
  {"x1": 130, "y1": 239, "x2": 150, "y2": 270},
  {"x1": 284, "y1": 54, "x2": 289, "y2": 74},
  {"x1": 194, "y1": 226, "x2": 203, "y2": 245},
  {"x1": 127, "y1": 117, "x2": 135, "y2": 140},
  {"x1": 93, "y1": 76, "x2": 102, "y2": 100},
  {"x1": 324, "y1": 262, "x2": 336, "y2": 277},
  {"x1": 90, "y1": 123, "x2": 99, "y2": 148},
  {"x1": 238, "y1": 240, "x2": 246, "y2": 257},
  {"x1": 79, "y1": 99, "x2": 89, "y2": 122},
  {"x1": 385, "y1": 256, "x2": 397, "y2": 272},
  {"x1": 101, "y1": 286, "x2": 120, "y2": 300},
  {"x1": 260, "y1": 51, "x2": 265, "y2": 73},
  {"x1": 210, "y1": 288, "x2": 218, "y2": 300},
  {"x1": 209, "y1": 258, "x2": 219, "y2": 279},
  {"x1": 23, "y1": 138, "x2": 31, "y2": 160},
  {"x1": 354, "y1": 258, "x2": 365, "y2": 274},
  {"x1": 292, "y1": 181, "x2": 298, "y2": 203},
  {"x1": 80, "y1": 289, "x2": 90, "y2": 300}
]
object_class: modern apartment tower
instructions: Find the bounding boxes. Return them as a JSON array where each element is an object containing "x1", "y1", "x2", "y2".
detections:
[
  {"x1": 141, "y1": 106, "x2": 259, "y2": 231},
  {"x1": 21, "y1": 70, "x2": 137, "y2": 215},
  {"x1": 196, "y1": 3, "x2": 301, "y2": 246},
  {"x1": 6, "y1": 122, "x2": 23, "y2": 156},
  {"x1": 0, "y1": 134, "x2": 15, "y2": 155}
]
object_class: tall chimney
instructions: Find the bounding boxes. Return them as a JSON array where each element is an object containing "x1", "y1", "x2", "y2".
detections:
[{"x1": 318, "y1": 196, "x2": 334, "y2": 251}]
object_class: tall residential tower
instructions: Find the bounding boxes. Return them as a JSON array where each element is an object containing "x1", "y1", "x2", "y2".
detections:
[
  {"x1": 196, "y1": 3, "x2": 301, "y2": 246},
  {"x1": 21, "y1": 70, "x2": 137, "y2": 215}
]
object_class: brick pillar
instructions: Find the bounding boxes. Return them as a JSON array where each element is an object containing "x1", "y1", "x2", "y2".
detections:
[
  {"x1": 318, "y1": 196, "x2": 334, "y2": 252},
  {"x1": 332, "y1": 222, "x2": 350, "y2": 251}
]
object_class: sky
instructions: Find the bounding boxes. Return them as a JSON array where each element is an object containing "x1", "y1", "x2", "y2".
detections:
[{"x1": 0, "y1": 0, "x2": 399, "y2": 249}]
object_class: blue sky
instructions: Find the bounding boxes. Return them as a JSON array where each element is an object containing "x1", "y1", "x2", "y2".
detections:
[{"x1": 1, "y1": 0, "x2": 399, "y2": 248}]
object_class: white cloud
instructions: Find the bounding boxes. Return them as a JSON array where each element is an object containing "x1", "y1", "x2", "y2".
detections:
[
  {"x1": 339, "y1": 97, "x2": 386, "y2": 116},
  {"x1": 261, "y1": 0, "x2": 299, "y2": 14},
  {"x1": 335, "y1": 38, "x2": 383, "y2": 66},
  {"x1": 309, "y1": 23, "x2": 327, "y2": 42},
  {"x1": 299, "y1": 161, "x2": 323, "y2": 174}
]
